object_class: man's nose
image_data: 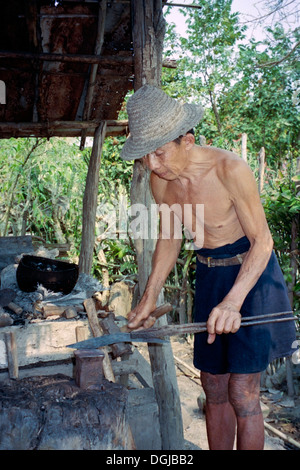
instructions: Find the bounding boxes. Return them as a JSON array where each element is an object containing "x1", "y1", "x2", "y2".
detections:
[{"x1": 147, "y1": 153, "x2": 160, "y2": 171}]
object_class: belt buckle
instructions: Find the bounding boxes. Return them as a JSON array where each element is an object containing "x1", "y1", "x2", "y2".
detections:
[
  {"x1": 207, "y1": 257, "x2": 211, "y2": 268},
  {"x1": 236, "y1": 254, "x2": 243, "y2": 264}
]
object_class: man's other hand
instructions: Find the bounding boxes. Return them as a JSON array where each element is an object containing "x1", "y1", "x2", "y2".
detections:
[{"x1": 206, "y1": 301, "x2": 242, "y2": 344}]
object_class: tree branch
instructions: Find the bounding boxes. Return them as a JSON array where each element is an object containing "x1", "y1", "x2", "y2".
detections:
[{"x1": 257, "y1": 39, "x2": 300, "y2": 67}]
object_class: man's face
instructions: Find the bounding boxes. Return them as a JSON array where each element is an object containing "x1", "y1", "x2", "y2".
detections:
[{"x1": 143, "y1": 140, "x2": 185, "y2": 181}]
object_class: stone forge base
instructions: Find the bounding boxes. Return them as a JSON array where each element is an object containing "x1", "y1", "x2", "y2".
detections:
[{"x1": 0, "y1": 374, "x2": 135, "y2": 450}]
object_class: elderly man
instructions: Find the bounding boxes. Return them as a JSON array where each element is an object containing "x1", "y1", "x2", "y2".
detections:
[{"x1": 120, "y1": 85, "x2": 296, "y2": 450}]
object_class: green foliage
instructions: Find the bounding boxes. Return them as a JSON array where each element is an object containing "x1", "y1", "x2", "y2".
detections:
[
  {"x1": 163, "y1": 0, "x2": 299, "y2": 164},
  {"x1": 0, "y1": 135, "x2": 135, "y2": 276},
  {"x1": 92, "y1": 136, "x2": 136, "y2": 279},
  {"x1": 0, "y1": 138, "x2": 88, "y2": 254},
  {"x1": 262, "y1": 164, "x2": 299, "y2": 309}
]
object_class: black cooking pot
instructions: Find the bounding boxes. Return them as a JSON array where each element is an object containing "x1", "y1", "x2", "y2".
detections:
[{"x1": 16, "y1": 255, "x2": 79, "y2": 294}]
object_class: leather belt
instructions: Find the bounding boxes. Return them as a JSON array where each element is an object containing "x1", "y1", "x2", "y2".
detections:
[{"x1": 196, "y1": 251, "x2": 248, "y2": 267}]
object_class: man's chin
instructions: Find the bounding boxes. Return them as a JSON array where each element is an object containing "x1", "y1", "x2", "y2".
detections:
[{"x1": 155, "y1": 171, "x2": 177, "y2": 181}]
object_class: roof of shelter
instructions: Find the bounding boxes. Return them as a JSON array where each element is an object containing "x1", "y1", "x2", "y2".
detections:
[{"x1": 0, "y1": 0, "x2": 170, "y2": 141}]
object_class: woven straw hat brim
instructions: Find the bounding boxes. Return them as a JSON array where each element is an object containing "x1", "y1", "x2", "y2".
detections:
[{"x1": 120, "y1": 87, "x2": 204, "y2": 161}]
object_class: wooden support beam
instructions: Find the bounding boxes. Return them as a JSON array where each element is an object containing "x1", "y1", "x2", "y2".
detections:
[
  {"x1": 164, "y1": 2, "x2": 203, "y2": 9},
  {"x1": 130, "y1": 0, "x2": 184, "y2": 451},
  {"x1": 131, "y1": 0, "x2": 166, "y2": 89},
  {"x1": 102, "y1": 0, "x2": 202, "y2": 8},
  {"x1": 0, "y1": 120, "x2": 128, "y2": 139},
  {"x1": 0, "y1": 51, "x2": 176, "y2": 68},
  {"x1": 79, "y1": 121, "x2": 107, "y2": 274},
  {"x1": 80, "y1": 0, "x2": 107, "y2": 150}
]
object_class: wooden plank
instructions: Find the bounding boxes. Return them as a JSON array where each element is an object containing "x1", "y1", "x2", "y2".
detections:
[
  {"x1": 4, "y1": 331, "x2": 18, "y2": 379},
  {"x1": 42, "y1": 304, "x2": 66, "y2": 318},
  {"x1": 0, "y1": 51, "x2": 176, "y2": 68},
  {"x1": 0, "y1": 50, "x2": 133, "y2": 65},
  {"x1": 0, "y1": 120, "x2": 128, "y2": 130},
  {"x1": 75, "y1": 325, "x2": 88, "y2": 343},
  {"x1": 0, "y1": 320, "x2": 91, "y2": 371},
  {"x1": 0, "y1": 125, "x2": 127, "y2": 139}
]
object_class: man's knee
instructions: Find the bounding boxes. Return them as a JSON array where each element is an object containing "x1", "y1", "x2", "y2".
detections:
[
  {"x1": 228, "y1": 373, "x2": 262, "y2": 417},
  {"x1": 200, "y1": 371, "x2": 230, "y2": 404}
]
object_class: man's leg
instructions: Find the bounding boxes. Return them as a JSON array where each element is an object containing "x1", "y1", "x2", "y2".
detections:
[
  {"x1": 200, "y1": 372, "x2": 236, "y2": 450},
  {"x1": 228, "y1": 372, "x2": 264, "y2": 450}
]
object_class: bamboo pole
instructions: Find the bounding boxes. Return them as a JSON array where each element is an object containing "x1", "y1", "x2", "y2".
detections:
[{"x1": 264, "y1": 422, "x2": 300, "y2": 450}]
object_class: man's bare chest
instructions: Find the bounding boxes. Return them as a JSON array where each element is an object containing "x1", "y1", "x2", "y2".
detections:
[{"x1": 161, "y1": 174, "x2": 232, "y2": 217}]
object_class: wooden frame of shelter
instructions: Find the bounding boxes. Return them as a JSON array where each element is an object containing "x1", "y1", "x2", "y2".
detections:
[{"x1": 0, "y1": 0, "x2": 184, "y2": 450}]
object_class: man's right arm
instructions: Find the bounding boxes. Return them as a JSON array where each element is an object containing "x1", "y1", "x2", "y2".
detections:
[
  {"x1": 127, "y1": 235, "x2": 182, "y2": 329},
  {"x1": 127, "y1": 174, "x2": 182, "y2": 329}
]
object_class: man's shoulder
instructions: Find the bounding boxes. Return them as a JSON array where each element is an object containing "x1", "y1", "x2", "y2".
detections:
[
  {"x1": 209, "y1": 147, "x2": 249, "y2": 177},
  {"x1": 207, "y1": 146, "x2": 242, "y2": 163}
]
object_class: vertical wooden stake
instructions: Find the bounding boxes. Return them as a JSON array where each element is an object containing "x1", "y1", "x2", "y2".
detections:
[
  {"x1": 79, "y1": 121, "x2": 107, "y2": 274},
  {"x1": 83, "y1": 298, "x2": 116, "y2": 383},
  {"x1": 258, "y1": 147, "x2": 265, "y2": 194},
  {"x1": 241, "y1": 133, "x2": 247, "y2": 162},
  {"x1": 5, "y1": 331, "x2": 18, "y2": 379}
]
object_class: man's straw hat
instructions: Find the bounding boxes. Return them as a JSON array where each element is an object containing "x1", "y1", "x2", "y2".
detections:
[{"x1": 120, "y1": 85, "x2": 204, "y2": 161}]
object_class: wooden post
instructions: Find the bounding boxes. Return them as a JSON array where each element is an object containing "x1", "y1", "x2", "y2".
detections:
[
  {"x1": 130, "y1": 0, "x2": 184, "y2": 450},
  {"x1": 80, "y1": 0, "x2": 107, "y2": 150},
  {"x1": 258, "y1": 146, "x2": 265, "y2": 194},
  {"x1": 79, "y1": 121, "x2": 107, "y2": 274},
  {"x1": 241, "y1": 133, "x2": 247, "y2": 162}
]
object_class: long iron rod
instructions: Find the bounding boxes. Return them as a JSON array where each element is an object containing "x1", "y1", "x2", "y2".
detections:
[{"x1": 130, "y1": 311, "x2": 296, "y2": 340}]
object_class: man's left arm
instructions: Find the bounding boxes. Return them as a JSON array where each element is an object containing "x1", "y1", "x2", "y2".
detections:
[{"x1": 207, "y1": 158, "x2": 274, "y2": 344}]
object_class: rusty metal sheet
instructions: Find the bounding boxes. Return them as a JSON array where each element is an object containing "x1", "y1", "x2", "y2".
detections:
[{"x1": 0, "y1": 1, "x2": 133, "y2": 133}]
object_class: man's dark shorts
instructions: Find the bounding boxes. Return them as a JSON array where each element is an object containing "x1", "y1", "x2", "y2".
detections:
[{"x1": 193, "y1": 236, "x2": 297, "y2": 374}]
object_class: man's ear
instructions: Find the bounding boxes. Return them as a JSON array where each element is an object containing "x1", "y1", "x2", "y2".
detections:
[{"x1": 184, "y1": 133, "x2": 195, "y2": 150}]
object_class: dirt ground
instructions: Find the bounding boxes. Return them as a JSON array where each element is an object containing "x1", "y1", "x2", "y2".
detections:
[{"x1": 166, "y1": 337, "x2": 300, "y2": 451}]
